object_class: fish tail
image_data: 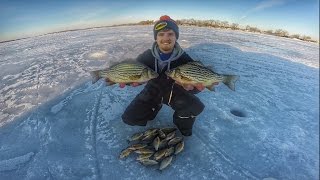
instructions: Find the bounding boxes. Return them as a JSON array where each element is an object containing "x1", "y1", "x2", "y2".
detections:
[
  {"x1": 90, "y1": 70, "x2": 101, "y2": 84},
  {"x1": 222, "y1": 75, "x2": 239, "y2": 91}
]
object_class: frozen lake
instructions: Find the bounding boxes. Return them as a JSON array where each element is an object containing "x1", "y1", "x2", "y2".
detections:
[{"x1": 0, "y1": 25, "x2": 319, "y2": 180}]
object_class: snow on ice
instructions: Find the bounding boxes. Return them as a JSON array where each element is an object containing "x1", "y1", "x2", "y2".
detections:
[{"x1": 0, "y1": 26, "x2": 318, "y2": 179}]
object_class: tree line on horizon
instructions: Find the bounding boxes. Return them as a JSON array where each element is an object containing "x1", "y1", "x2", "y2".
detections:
[
  {"x1": 135, "y1": 19, "x2": 318, "y2": 43},
  {"x1": 1, "y1": 18, "x2": 317, "y2": 44}
]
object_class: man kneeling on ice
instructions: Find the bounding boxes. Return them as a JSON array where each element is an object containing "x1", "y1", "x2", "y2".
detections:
[{"x1": 121, "y1": 15, "x2": 218, "y2": 136}]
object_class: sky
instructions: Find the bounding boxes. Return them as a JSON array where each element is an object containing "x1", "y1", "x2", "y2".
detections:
[
  {"x1": 0, "y1": 26, "x2": 318, "y2": 179},
  {"x1": 0, "y1": 0, "x2": 319, "y2": 41}
]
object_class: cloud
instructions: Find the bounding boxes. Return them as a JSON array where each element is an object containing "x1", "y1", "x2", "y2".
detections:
[
  {"x1": 253, "y1": 0, "x2": 286, "y2": 11},
  {"x1": 240, "y1": 0, "x2": 287, "y2": 20}
]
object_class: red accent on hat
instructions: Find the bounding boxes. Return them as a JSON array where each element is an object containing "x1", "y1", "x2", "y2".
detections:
[
  {"x1": 160, "y1": 15, "x2": 171, "y2": 21},
  {"x1": 159, "y1": 15, "x2": 177, "y2": 24}
]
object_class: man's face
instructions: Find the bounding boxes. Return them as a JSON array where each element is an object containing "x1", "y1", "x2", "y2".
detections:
[{"x1": 156, "y1": 29, "x2": 176, "y2": 53}]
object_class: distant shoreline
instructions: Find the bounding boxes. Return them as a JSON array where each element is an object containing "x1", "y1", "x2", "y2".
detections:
[{"x1": 0, "y1": 21, "x2": 318, "y2": 44}]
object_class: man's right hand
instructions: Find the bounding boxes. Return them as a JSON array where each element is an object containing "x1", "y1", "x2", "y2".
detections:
[{"x1": 119, "y1": 82, "x2": 142, "y2": 88}]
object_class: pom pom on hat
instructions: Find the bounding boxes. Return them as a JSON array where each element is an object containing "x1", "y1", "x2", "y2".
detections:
[
  {"x1": 153, "y1": 15, "x2": 179, "y2": 40},
  {"x1": 159, "y1": 15, "x2": 172, "y2": 21}
]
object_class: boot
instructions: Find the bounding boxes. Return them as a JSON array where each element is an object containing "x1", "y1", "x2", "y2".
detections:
[{"x1": 173, "y1": 115, "x2": 196, "y2": 136}]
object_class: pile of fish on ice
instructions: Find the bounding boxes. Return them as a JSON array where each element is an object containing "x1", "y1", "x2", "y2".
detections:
[{"x1": 120, "y1": 127, "x2": 184, "y2": 170}]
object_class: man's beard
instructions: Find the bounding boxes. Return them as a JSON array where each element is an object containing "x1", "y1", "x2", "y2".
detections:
[
  {"x1": 160, "y1": 42, "x2": 174, "y2": 52},
  {"x1": 161, "y1": 46, "x2": 172, "y2": 51}
]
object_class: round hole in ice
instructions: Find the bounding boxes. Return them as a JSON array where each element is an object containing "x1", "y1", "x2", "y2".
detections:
[{"x1": 230, "y1": 109, "x2": 247, "y2": 118}]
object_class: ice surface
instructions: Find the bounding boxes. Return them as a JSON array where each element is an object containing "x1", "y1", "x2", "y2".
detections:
[{"x1": 0, "y1": 26, "x2": 318, "y2": 179}]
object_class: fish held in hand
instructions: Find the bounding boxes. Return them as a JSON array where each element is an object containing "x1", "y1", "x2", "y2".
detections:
[
  {"x1": 165, "y1": 61, "x2": 239, "y2": 91},
  {"x1": 90, "y1": 61, "x2": 158, "y2": 85}
]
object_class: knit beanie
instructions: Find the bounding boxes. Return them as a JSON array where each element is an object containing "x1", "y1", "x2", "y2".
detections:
[{"x1": 153, "y1": 15, "x2": 179, "y2": 40}]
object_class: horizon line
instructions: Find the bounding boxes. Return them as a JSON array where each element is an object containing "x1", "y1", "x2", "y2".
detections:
[{"x1": 1, "y1": 20, "x2": 318, "y2": 44}]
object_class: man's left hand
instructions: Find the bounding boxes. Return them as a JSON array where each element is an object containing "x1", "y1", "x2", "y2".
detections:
[{"x1": 118, "y1": 82, "x2": 142, "y2": 88}]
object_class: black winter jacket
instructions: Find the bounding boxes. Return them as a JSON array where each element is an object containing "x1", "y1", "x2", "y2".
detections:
[
  {"x1": 137, "y1": 49, "x2": 194, "y2": 73},
  {"x1": 136, "y1": 49, "x2": 199, "y2": 104}
]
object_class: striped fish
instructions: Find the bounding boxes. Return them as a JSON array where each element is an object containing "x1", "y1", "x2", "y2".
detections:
[
  {"x1": 159, "y1": 156, "x2": 173, "y2": 170},
  {"x1": 119, "y1": 148, "x2": 133, "y2": 159},
  {"x1": 174, "y1": 141, "x2": 184, "y2": 155},
  {"x1": 139, "y1": 159, "x2": 158, "y2": 166},
  {"x1": 165, "y1": 61, "x2": 239, "y2": 91},
  {"x1": 90, "y1": 61, "x2": 158, "y2": 85},
  {"x1": 136, "y1": 153, "x2": 154, "y2": 161}
]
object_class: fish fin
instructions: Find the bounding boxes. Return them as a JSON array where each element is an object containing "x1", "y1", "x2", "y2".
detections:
[
  {"x1": 182, "y1": 84, "x2": 191, "y2": 90},
  {"x1": 206, "y1": 65, "x2": 215, "y2": 71},
  {"x1": 180, "y1": 76, "x2": 193, "y2": 82},
  {"x1": 108, "y1": 59, "x2": 147, "y2": 70},
  {"x1": 129, "y1": 74, "x2": 142, "y2": 80},
  {"x1": 90, "y1": 70, "x2": 101, "y2": 84},
  {"x1": 118, "y1": 58, "x2": 138, "y2": 64},
  {"x1": 223, "y1": 75, "x2": 239, "y2": 91},
  {"x1": 104, "y1": 78, "x2": 116, "y2": 86},
  {"x1": 189, "y1": 61, "x2": 204, "y2": 66},
  {"x1": 108, "y1": 59, "x2": 136, "y2": 67},
  {"x1": 207, "y1": 84, "x2": 216, "y2": 91},
  {"x1": 190, "y1": 61, "x2": 216, "y2": 71}
]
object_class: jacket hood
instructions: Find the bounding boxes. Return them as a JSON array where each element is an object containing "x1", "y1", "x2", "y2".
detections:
[{"x1": 151, "y1": 42, "x2": 184, "y2": 73}]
